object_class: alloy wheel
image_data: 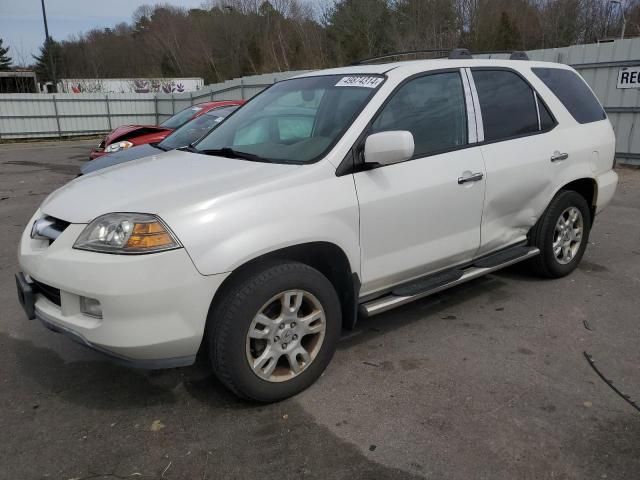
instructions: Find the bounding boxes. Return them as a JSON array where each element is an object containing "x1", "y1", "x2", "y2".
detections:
[
  {"x1": 245, "y1": 289, "x2": 326, "y2": 382},
  {"x1": 553, "y1": 206, "x2": 584, "y2": 265}
]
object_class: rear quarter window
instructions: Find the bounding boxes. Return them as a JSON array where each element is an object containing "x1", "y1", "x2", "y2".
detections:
[{"x1": 532, "y1": 67, "x2": 606, "y2": 124}]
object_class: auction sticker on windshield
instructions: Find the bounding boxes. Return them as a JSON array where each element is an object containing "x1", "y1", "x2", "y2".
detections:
[{"x1": 335, "y1": 76, "x2": 384, "y2": 88}]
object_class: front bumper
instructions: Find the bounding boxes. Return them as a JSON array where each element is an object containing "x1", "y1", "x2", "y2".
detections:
[
  {"x1": 89, "y1": 149, "x2": 106, "y2": 160},
  {"x1": 18, "y1": 212, "x2": 228, "y2": 368}
]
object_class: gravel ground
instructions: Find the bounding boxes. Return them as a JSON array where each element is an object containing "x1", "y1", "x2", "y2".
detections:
[{"x1": 1, "y1": 140, "x2": 639, "y2": 480}]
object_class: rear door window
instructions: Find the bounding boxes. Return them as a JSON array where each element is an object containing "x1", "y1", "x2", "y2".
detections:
[
  {"x1": 532, "y1": 67, "x2": 606, "y2": 124},
  {"x1": 472, "y1": 70, "x2": 540, "y2": 142}
]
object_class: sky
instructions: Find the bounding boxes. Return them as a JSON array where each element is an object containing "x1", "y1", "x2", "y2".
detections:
[{"x1": 0, "y1": 0, "x2": 205, "y2": 65}]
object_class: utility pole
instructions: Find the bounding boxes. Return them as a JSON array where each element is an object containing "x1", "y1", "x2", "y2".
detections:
[{"x1": 40, "y1": 0, "x2": 57, "y2": 92}]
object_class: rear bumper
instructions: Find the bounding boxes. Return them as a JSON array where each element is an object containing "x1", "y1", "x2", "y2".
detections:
[
  {"x1": 595, "y1": 169, "x2": 619, "y2": 214},
  {"x1": 18, "y1": 212, "x2": 228, "y2": 368}
]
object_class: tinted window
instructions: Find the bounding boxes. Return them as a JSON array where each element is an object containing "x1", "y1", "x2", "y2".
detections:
[
  {"x1": 473, "y1": 70, "x2": 539, "y2": 142},
  {"x1": 532, "y1": 67, "x2": 606, "y2": 124},
  {"x1": 195, "y1": 75, "x2": 381, "y2": 163},
  {"x1": 538, "y1": 95, "x2": 555, "y2": 131},
  {"x1": 372, "y1": 72, "x2": 467, "y2": 157}
]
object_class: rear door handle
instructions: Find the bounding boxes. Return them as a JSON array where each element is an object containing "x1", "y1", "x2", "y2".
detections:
[
  {"x1": 458, "y1": 172, "x2": 484, "y2": 184},
  {"x1": 551, "y1": 151, "x2": 569, "y2": 162}
]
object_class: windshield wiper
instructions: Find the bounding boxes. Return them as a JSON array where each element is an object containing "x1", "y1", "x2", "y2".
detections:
[
  {"x1": 192, "y1": 147, "x2": 271, "y2": 163},
  {"x1": 178, "y1": 144, "x2": 199, "y2": 153},
  {"x1": 153, "y1": 143, "x2": 170, "y2": 152}
]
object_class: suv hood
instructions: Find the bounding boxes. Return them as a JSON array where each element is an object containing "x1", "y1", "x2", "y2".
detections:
[{"x1": 41, "y1": 149, "x2": 298, "y2": 224}]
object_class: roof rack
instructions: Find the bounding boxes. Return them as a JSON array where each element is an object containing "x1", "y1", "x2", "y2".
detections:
[
  {"x1": 509, "y1": 51, "x2": 530, "y2": 60},
  {"x1": 351, "y1": 49, "x2": 450, "y2": 65},
  {"x1": 351, "y1": 49, "x2": 529, "y2": 65},
  {"x1": 472, "y1": 50, "x2": 530, "y2": 60},
  {"x1": 449, "y1": 48, "x2": 472, "y2": 59}
]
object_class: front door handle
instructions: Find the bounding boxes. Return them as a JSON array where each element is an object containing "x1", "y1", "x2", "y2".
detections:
[
  {"x1": 551, "y1": 151, "x2": 569, "y2": 162},
  {"x1": 458, "y1": 172, "x2": 484, "y2": 184}
]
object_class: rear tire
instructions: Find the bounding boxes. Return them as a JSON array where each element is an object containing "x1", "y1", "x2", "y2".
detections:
[
  {"x1": 529, "y1": 190, "x2": 591, "y2": 278},
  {"x1": 207, "y1": 261, "x2": 341, "y2": 402}
]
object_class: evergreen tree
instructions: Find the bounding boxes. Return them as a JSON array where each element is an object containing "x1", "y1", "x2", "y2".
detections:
[
  {"x1": 0, "y1": 37, "x2": 12, "y2": 70},
  {"x1": 325, "y1": 0, "x2": 392, "y2": 64},
  {"x1": 495, "y1": 11, "x2": 520, "y2": 51},
  {"x1": 33, "y1": 38, "x2": 64, "y2": 89}
]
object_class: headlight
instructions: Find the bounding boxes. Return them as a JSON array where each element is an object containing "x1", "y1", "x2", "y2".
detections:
[
  {"x1": 105, "y1": 141, "x2": 134, "y2": 153},
  {"x1": 73, "y1": 213, "x2": 181, "y2": 254}
]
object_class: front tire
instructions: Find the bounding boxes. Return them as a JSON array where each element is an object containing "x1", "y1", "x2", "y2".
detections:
[
  {"x1": 208, "y1": 261, "x2": 341, "y2": 402},
  {"x1": 529, "y1": 190, "x2": 592, "y2": 278}
]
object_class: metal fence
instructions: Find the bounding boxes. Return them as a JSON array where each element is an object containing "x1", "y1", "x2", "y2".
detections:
[
  {"x1": 0, "y1": 71, "x2": 309, "y2": 141},
  {"x1": 2, "y1": 39, "x2": 640, "y2": 165}
]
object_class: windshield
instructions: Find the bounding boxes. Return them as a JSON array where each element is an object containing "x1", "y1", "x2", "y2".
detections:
[
  {"x1": 193, "y1": 75, "x2": 384, "y2": 163},
  {"x1": 158, "y1": 106, "x2": 238, "y2": 150},
  {"x1": 160, "y1": 105, "x2": 204, "y2": 129}
]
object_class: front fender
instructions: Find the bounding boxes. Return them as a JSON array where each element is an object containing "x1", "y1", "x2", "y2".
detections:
[{"x1": 166, "y1": 162, "x2": 361, "y2": 277}]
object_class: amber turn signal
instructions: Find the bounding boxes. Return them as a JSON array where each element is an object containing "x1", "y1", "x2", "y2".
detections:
[{"x1": 125, "y1": 222, "x2": 176, "y2": 250}]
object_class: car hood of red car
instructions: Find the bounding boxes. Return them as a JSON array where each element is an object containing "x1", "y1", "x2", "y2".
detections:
[{"x1": 105, "y1": 124, "x2": 173, "y2": 145}]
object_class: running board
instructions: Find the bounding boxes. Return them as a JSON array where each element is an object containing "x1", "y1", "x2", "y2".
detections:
[{"x1": 361, "y1": 246, "x2": 540, "y2": 317}]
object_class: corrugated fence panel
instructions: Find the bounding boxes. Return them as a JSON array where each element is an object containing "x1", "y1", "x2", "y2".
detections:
[
  {"x1": 107, "y1": 94, "x2": 157, "y2": 127},
  {"x1": 56, "y1": 93, "x2": 110, "y2": 135},
  {"x1": 0, "y1": 94, "x2": 59, "y2": 138},
  {"x1": 0, "y1": 70, "x2": 309, "y2": 140}
]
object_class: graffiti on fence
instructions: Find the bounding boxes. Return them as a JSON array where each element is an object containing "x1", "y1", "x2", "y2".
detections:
[{"x1": 61, "y1": 78, "x2": 203, "y2": 94}]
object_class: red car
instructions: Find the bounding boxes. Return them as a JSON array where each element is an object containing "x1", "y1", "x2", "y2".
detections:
[{"x1": 89, "y1": 100, "x2": 245, "y2": 160}]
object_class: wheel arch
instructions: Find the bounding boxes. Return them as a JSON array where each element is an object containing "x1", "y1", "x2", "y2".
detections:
[
  {"x1": 203, "y1": 242, "x2": 360, "y2": 355},
  {"x1": 556, "y1": 177, "x2": 598, "y2": 222}
]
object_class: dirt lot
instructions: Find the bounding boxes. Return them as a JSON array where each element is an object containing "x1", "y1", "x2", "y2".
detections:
[{"x1": 1, "y1": 140, "x2": 639, "y2": 480}]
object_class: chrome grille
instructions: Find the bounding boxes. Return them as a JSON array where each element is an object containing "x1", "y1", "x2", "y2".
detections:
[{"x1": 31, "y1": 215, "x2": 71, "y2": 245}]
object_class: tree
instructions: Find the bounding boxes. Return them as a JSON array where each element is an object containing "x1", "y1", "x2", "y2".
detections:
[
  {"x1": 392, "y1": 0, "x2": 458, "y2": 51},
  {"x1": 33, "y1": 38, "x2": 64, "y2": 90},
  {"x1": 25, "y1": 0, "x2": 633, "y2": 84},
  {"x1": 325, "y1": 0, "x2": 392, "y2": 64},
  {"x1": 0, "y1": 37, "x2": 12, "y2": 70},
  {"x1": 494, "y1": 11, "x2": 520, "y2": 50},
  {"x1": 160, "y1": 52, "x2": 180, "y2": 76}
]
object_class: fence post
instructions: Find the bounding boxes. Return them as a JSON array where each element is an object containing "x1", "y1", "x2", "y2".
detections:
[
  {"x1": 154, "y1": 95, "x2": 159, "y2": 125},
  {"x1": 52, "y1": 95, "x2": 62, "y2": 138},
  {"x1": 210, "y1": 89, "x2": 214, "y2": 101},
  {"x1": 105, "y1": 94, "x2": 112, "y2": 130},
  {"x1": 240, "y1": 78, "x2": 245, "y2": 99}
]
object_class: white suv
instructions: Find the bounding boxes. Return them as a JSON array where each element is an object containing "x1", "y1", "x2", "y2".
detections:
[{"x1": 16, "y1": 53, "x2": 618, "y2": 402}]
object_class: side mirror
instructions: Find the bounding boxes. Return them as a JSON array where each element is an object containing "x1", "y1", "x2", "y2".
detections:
[{"x1": 364, "y1": 131, "x2": 414, "y2": 166}]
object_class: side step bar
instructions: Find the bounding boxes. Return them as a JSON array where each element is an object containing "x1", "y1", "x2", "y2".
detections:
[{"x1": 361, "y1": 246, "x2": 540, "y2": 317}]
